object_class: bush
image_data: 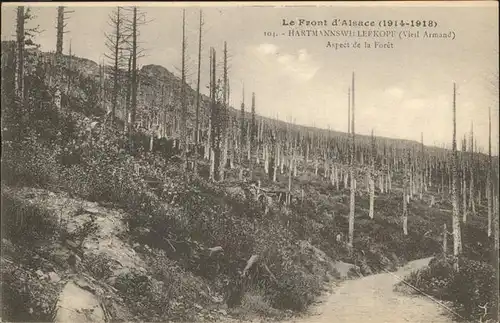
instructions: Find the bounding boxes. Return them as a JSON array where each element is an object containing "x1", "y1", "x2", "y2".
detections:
[
  {"x1": 1, "y1": 191, "x2": 60, "y2": 246},
  {"x1": 1, "y1": 260, "x2": 61, "y2": 322},
  {"x1": 83, "y1": 254, "x2": 113, "y2": 281},
  {"x1": 270, "y1": 264, "x2": 321, "y2": 311},
  {"x1": 2, "y1": 137, "x2": 62, "y2": 189},
  {"x1": 113, "y1": 269, "x2": 171, "y2": 321},
  {"x1": 114, "y1": 249, "x2": 212, "y2": 322},
  {"x1": 239, "y1": 288, "x2": 282, "y2": 319},
  {"x1": 450, "y1": 258, "x2": 496, "y2": 320},
  {"x1": 402, "y1": 256, "x2": 497, "y2": 321}
]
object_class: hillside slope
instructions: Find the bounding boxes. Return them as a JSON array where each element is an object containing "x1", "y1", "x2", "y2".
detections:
[{"x1": 1, "y1": 45, "x2": 497, "y2": 323}]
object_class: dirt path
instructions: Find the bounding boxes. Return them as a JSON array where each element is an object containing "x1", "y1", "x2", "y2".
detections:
[{"x1": 279, "y1": 257, "x2": 454, "y2": 323}]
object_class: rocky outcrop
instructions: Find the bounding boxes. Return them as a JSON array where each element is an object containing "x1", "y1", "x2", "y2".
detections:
[{"x1": 54, "y1": 279, "x2": 105, "y2": 323}]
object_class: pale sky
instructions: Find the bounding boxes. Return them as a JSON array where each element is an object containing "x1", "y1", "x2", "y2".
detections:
[{"x1": 2, "y1": 2, "x2": 499, "y2": 154}]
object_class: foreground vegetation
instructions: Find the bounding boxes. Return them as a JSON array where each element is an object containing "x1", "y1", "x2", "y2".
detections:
[
  {"x1": 1, "y1": 5, "x2": 498, "y2": 321},
  {"x1": 399, "y1": 256, "x2": 497, "y2": 322}
]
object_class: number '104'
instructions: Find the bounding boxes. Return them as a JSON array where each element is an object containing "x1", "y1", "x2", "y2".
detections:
[{"x1": 264, "y1": 32, "x2": 278, "y2": 37}]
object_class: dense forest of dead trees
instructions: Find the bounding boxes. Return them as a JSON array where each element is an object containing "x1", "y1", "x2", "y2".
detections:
[{"x1": 2, "y1": 3, "x2": 499, "y2": 286}]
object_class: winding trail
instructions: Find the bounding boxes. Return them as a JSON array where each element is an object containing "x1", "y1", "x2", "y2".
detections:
[{"x1": 280, "y1": 257, "x2": 455, "y2": 323}]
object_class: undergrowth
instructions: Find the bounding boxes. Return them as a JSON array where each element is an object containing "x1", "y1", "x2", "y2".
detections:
[
  {"x1": 1, "y1": 50, "x2": 495, "y2": 322},
  {"x1": 400, "y1": 256, "x2": 497, "y2": 322}
]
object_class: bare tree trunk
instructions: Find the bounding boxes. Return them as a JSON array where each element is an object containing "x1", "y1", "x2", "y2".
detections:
[
  {"x1": 181, "y1": 9, "x2": 188, "y2": 172},
  {"x1": 280, "y1": 145, "x2": 285, "y2": 174},
  {"x1": 487, "y1": 106, "x2": 492, "y2": 237},
  {"x1": 305, "y1": 140, "x2": 309, "y2": 165},
  {"x1": 409, "y1": 170, "x2": 414, "y2": 199},
  {"x1": 125, "y1": 52, "x2": 132, "y2": 133},
  {"x1": 273, "y1": 143, "x2": 279, "y2": 182},
  {"x1": 293, "y1": 152, "x2": 298, "y2": 177},
  {"x1": 403, "y1": 185, "x2": 408, "y2": 235},
  {"x1": 403, "y1": 152, "x2": 409, "y2": 236},
  {"x1": 369, "y1": 176, "x2": 375, "y2": 219},
  {"x1": 194, "y1": 10, "x2": 203, "y2": 175},
  {"x1": 109, "y1": 8, "x2": 122, "y2": 126},
  {"x1": 385, "y1": 171, "x2": 389, "y2": 193},
  {"x1": 16, "y1": 6, "x2": 25, "y2": 101},
  {"x1": 206, "y1": 111, "x2": 211, "y2": 161},
  {"x1": 469, "y1": 122, "x2": 476, "y2": 215},
  {"x1": 348, "y1": 74, "x2": 356, "y2": 249},
  {"x1": 219, "y1": 41, "x2": 228, "y2": 181},
  {"x1": 250, "y1": 92, "x2": 256, "y2": 178},
  {"x1": 1, "y1": 41, "x2": 16, "y2": 115},
  {"x1": 462, "y1": 169, "x2": 467, "y2": 223},
  {"x1": 209, "y1": 47, "x2": 217, "y2": 181},
  {"x1": 264, "y1": 144, "x2": 269, "y2": 174},
  {"x1": 56, "y1": 6, "x2": 64, "y2": 56},
  {"x1": 129, "y1": 7, "x2": 138, "y2": 153},
  {"x1": 335, "y1": 165, "x2": 339, "y2": 191},
  {"x1": 288, "y1": 148, "x2": 294, "y2": 206},
  {"x1": 344, "y1": 168, "x2": 349, "y2": 189},
  {"x1": 347, "y1": 87, "x2": 351, "y2": 134},
  {"x1": 443, "y1": 223, "x2": 447, "y2": 256},
  {"x1": 209, "y1": 147, "x2": 215, "y2": 181},
  {"x1": 99, "y1": 61, "x2": 105, "y2": 111},
  {"x1": 67, "y1": 40, "x2": 72, "y2": 95},
  {"x1": 420, "y1": 133, "x2": 424, "y2": 200},
  {"x1": 149, "y1": 122, "x2": 154, "y2": 152},
  {"x1": 451, "y1": 83, "x2": 462, "y2": 268},
  {"x1": 240, "y1": 87, "x2": 245, "y2": 165}
]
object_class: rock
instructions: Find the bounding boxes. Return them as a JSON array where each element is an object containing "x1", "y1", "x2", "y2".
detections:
[
  {"x1": 53, "y1": 248, "x2": 72, "y2": 268},
  {"x1": 66, "y1": 240, "x2": 80, "y2": 249},
  {"x1": 225, "y1": 186, "x2": 246, "y2": 199},
  {"x1": 2, "y1": 239, "x2": 14, "y2": 252},
  {"x1": 333, "y1": 261, "x2": 359, "y2": 279},
  {"x1": 48, "y1": 272, "x2": 61, "y2": 283},
  {"x1": 35, "y1": 269, "x2": 45, "y2": 278},
  {"x1": 54, "y1": 281, "x2": 105, "y2": 323},
  {"x1": 298, "y1": 240, "x2": 328, "y2": 263},
  {"x1": 84, "y1": 207, "x2": 99, "y2": 214}
]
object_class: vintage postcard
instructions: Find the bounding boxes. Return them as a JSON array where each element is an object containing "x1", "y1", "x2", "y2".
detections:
[{"x1": 1, "y1": 1, "x2": 499, "y2": 323}]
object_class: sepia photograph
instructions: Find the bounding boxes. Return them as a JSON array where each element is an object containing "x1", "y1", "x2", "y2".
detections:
[{"x1": 1, "y1": 1, "x2": 499, "y2": 322}]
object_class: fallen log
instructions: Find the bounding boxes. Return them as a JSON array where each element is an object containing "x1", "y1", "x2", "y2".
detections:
[
  {"x1": 208, "y1": 246, "x2": 224, "y2": 257},
  {"x1": 242, "y1": 254, "x2": 259, "y2": 277}
]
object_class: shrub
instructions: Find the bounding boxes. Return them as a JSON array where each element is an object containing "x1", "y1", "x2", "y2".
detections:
[
  {"x1": 114, "y1": 249, "x2": 212, "y2": 322},
  {"x1": 402, "y1": 256, "x2": 496, "y2": 321},
  {"x1": 270, "y1": 264, "x2": 321, "y2": 311},
  {"x1": 113, "y1": 269, "x2": 171, "y2": 321},
  {"x1": 83, "y1": 254, "x2": 113, "y2": 281},
  {"x1": 2, "y1": 137, "x2": 62, "y2": 189},
  {"x1": 450, "y1": 258, "x2": 496, "y2": 320},
  {"x1": 1, "y1": 260, "x2": 61, "y2": 322},
  {"x1": 237, "y1": 287, "x2": 282, "y2": 319},
  {"x1": 1, "y1": 191, "x2": 60, "y2": 246}
]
